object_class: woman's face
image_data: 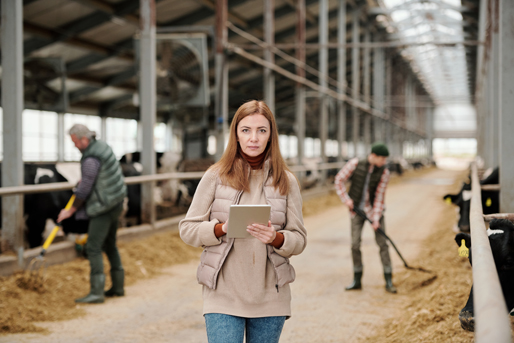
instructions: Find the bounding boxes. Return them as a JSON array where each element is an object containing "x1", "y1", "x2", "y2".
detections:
[{"x1": 237, "y1": 113, "x2": 271, "y2": 157}]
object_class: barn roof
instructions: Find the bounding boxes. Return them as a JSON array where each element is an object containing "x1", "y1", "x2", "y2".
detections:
[{"x1": 1, "y1": 0, "x2": 480, "y2": 137}]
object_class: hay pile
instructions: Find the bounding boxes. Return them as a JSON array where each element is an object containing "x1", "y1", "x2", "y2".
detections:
[{"x1": 0, "y1": 231, "x2": 201, "y2": 334}]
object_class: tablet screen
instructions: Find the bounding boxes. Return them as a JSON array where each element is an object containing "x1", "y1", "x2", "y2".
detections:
[{"x1": 227, "y1": 205, "x2": 271, "y2": 238}]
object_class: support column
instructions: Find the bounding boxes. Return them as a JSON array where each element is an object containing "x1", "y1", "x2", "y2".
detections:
[
  {"x1": 405, "y1": 75, "x2": 414, "y2": 130},
  {"x1": 486, "y1": 54, "x2": 493, "y2": 168},
  {"x1": 491, "y1": 0, "x2": 500, "y2": 168},
  {"x1": 351, "y1": 8, "x2": 360, "y2": 157},
  {"x1": 384, "y1": 121, "x2": 392, "y2": 154},
  {"x1": 373, "y1": 34, "x2": 385, "y2": 146},
  {"x1": 426, "y1": 106, "x2": 434, "y2": 158},
  {"x1": 499, "y1": 0, "x2": 514, "y2": 213},
  {"x1": 319, "y1": 0, "x2": 328, "y2": 175},
  {"x1": 363, "y1": 114, "x2": 371, "y2": 152},
  {"x1": 475, "y1": 0, "x2": 487, "y2": 161},
  {"x1": 385, "y1": 52, "x2": 393, "y2": 151},
  {"x1": 139, "y1": 0, "x2": 156, "y2": 225},
  {"x1": 295, "y1": 0, "x2": 306, "y2": 168},
  {"x1": 337, "y1": 0, "x2": 347, "y2": 161},
  {"x1": 136, "y1": 121, "x2": 143, "y2": 151},
  {"x1": 363, "y1": 27, "x2": 371, "y2": 152},
  {"x1": 215, "y1": 0, "x2": 229, "y2": 161},
  {"x1": 165, "y1": 117, "x2": 174, "y2": 151},
  {"x1": 373, "y1": 118, "x2": 383, "y2": 143},
  {"x1": 1, "y1": 0, "x2": 24, "y2": 259},
  {"x1": 363, "y1": 27, "x2": 371, "y2": 106},
  {"x1": 373, "y1": 34, "x2": 385, "y2": 113},
  {"x1": 57, "y1": 113, "x2": 65, "y2": 162},
  {"x1": 264, "y1": 0, "x2": 275, "y2": 113},
  {"x1": 100, "y1": 117, "x2": 107, "y2": 141}
]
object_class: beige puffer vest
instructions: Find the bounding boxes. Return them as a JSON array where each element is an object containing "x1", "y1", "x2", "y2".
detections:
[{"x1": 197, "y1": 160, "x2": 296, "y2": 290}]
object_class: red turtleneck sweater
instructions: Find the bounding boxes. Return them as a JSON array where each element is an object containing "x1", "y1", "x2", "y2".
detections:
[{"x1": 214, "y1": 151, "x2": 284, "y2": 248}]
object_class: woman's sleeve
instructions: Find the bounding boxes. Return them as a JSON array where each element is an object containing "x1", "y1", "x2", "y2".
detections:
[
  {"x1": 179, "y1": 169, "x2": 221, "y2": 248},
  {"x1": 273, "y1": 173, "x2": 307, "y2": 258}
]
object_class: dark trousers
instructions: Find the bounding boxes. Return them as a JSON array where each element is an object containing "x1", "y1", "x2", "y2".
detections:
[
  {"x1": 350, "y1": 214, "x2": 392, "y2": 274},
  {"x1": 86, "y1": 202, "x2": 124, "y2": 275}
]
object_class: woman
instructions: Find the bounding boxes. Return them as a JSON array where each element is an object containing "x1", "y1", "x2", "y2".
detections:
[{"x1": 179, "y1": 100, "x2": 307, "y2": 343}]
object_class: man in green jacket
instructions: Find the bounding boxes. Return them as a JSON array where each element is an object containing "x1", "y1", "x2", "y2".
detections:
[
  {"x1": 57, "y1": 124, "x2": 127, "y2": 303},
  {"x1": 334, "y1": 142, "x2": 396, "y2": 293}
]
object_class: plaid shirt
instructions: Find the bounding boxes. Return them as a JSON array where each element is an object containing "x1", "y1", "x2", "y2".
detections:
[{"x1": 334, "y1": 157, "x2": 390, "y2": 223}]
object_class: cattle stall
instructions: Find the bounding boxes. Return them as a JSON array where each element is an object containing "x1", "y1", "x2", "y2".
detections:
[{"x1": 466, "y1": 163, "x2": 512, "y2": 342}]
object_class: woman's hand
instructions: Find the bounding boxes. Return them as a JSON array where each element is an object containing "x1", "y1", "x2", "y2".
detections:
[
  {"x1": 247, "y1": 220, "x2": 276, "y2": 244},
  {"x1": 222, "y1": 221, "x2": 228, "y2": 233}
]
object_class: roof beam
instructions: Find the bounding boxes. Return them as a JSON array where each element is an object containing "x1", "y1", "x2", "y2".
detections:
[
  {"x1": 22, "y1": 0, "x2": 140, "y2": 56},
  {"x1": 23, "y1": 21, "x2": 133, "y2": 58},
  {"x1": 69, "y1": 66, "x2": 137, "y2": 103},
  {"x1": 283, "y1": 0, "x2": 317, "y2": 24},
  {"x1": 191, "y1": 0, "x2": 247, "y2": 27},
  {"x1": 70, "y1": 0, "x2": 140, "y2": 25}
]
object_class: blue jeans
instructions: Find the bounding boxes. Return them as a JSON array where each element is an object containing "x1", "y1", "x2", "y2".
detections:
[{"x1": 204, "y1": 313, "x2": 286, "y2": 343}]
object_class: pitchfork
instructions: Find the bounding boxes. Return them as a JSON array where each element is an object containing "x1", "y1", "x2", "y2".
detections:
[{"x1": 25, "y1": 195, "x2": 76, "y2": 288}]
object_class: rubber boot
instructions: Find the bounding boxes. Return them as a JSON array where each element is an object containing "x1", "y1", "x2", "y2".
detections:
[
  {"x1": 345, "y1": 272, "x2": 362, "y2": 291},
  {"x1": 105, "y1": 269, "x2": 125, "y2": 297},
  {"x1": 384, "y1": 273, "x2": 397, "y2": 294},
  {"x1": 75, "y1": 274, "x2": 105, "y2": 303}
]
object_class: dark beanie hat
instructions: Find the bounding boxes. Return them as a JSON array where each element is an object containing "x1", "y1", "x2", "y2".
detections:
[{"x1": 371, "y1": 142, "x2": 389, "y2": 157}]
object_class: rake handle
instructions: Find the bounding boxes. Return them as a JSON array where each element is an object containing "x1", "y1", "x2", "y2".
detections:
[
  {"x1": 40, "y1": 195, "x2": 76, "y2": 255},
  {"x1": 353, "y1": 207, "x2": 411, "y2": 269}
]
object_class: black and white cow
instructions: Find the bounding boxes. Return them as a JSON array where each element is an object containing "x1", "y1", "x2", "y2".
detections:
[
  {"x1": 444, "y1": 167, "x2": 499, "y2": 232},
  {"x1": 455, "y1": 219, "x2": 514, "y2": 331},
  {"x1": 387, "y1": 161, "x2": 404, "y2": 175},
  {"x1": 119, "y1": 152, "x2": 209, "y2": 225},
  {"x1": 0, "y1": 163, "x2": 88, "y2": 250}
]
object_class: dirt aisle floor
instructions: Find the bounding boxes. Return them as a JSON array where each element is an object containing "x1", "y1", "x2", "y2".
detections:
[{"x1": 2, "y1": 168, "x2": 480, "y2": 343}]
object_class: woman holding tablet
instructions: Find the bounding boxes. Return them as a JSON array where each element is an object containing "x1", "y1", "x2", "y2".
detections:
[{"x1": 179, "y1": 100, "x2": 307, "y2": 343}]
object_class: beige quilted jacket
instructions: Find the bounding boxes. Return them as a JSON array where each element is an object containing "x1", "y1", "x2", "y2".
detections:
[{"x1": 180, "y1": 159, "x2": 306, "y2": 290}]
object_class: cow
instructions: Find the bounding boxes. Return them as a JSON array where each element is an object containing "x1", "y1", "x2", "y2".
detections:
[
  {"x1": 455, "y1": 219, "x2": 514, "y2": 331},
  {"x1": 387, "y1": 161, "x2": 404, "y2": 175},
  {"x1": 411, "y1": 161, "x2": 423, "y2": 169},
  {"x1": 119, "y1": 152, "x2": 212, "y2": 225},
  {"x1": 443, "y1": 167, "x2": 499, "y2": 232},
  {"x1": 0, "y1": 163, "x2": 88, "y2": 251}
]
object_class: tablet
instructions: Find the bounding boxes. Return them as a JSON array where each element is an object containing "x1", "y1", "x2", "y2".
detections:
[{"x1": 227, "y1": 205, "x2": 271, "y2": 238}]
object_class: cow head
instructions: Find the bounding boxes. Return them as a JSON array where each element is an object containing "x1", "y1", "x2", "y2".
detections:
[
  {"x1": 454, "y1": 219, "x2": 514, "y2": 269},
  {"x1": 445, "y1": 182, "x2": 472, "y2": 232}
]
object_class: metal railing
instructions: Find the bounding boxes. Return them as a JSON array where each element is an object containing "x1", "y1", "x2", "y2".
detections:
[
  {"x1": 469, "y1": 162, "x2": 512, "y2": 342},
  {"x1": 0, "y1": 162, "x2": 346, "y2": 197}
]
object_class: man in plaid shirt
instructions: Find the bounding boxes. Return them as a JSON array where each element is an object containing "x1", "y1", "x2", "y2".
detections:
[{"x1": 334, "y1": 142, "x2": 396, "y2": 293}]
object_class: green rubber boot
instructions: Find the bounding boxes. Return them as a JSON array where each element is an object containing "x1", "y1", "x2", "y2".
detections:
[
  {"x1": 345, "y1": 272, "x2": 362, "y2": 291},
  {"x1": 384, "y1": 273, "x2": 397, "y2": 294},
  {"x1": 105, "y1": 269, "x2": 125, "y2": 297},
  {"x1": 75, "y1": 274, "x2": 105, "y2": 304}
]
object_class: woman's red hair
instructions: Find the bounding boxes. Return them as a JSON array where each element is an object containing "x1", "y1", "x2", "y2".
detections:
[{"x1": 210, "y1": 100, "x2": 296, "y2": 195}]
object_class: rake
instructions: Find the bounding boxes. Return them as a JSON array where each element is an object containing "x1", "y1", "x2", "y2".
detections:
[
  {"x1": 353, "y1": 207, "x2": 432, "y2": 273},
  {"x1": 25, "y1": 195, "x2": 76, "y2": 288}
]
